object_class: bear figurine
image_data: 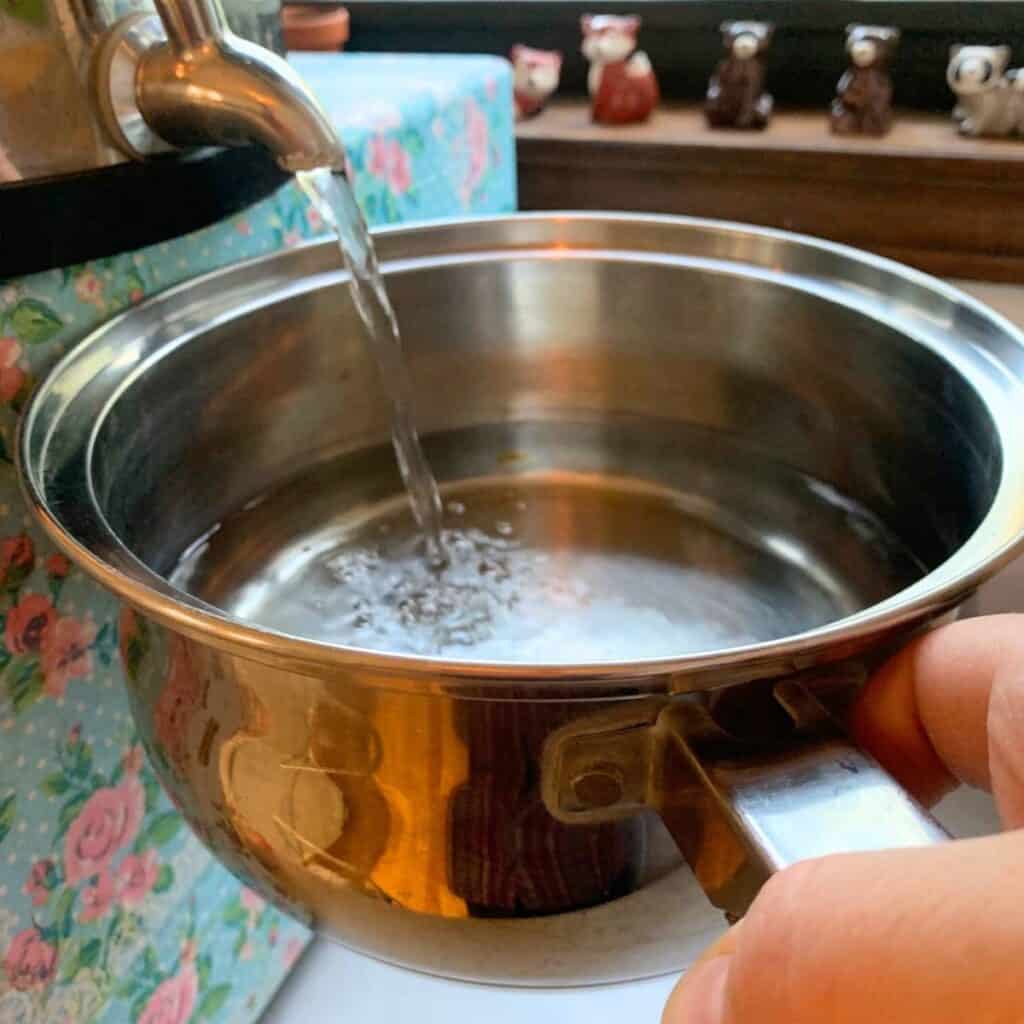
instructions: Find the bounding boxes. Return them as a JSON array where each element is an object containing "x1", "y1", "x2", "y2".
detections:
[
  {"x1": 830, "y1": 24, "x2": 900, "y2": 136},
  {"x1": 705, "y1": 21, "x2": 774, "y2": 130},
  {"x1": 947, "y1": 44, "x2": 1024, "y2": 138},
  {"x1": 510, "y1": 46, "x2": 563, "y2": 120},
  {"x1": 581, "y1": 14, "x2": 659, "y2": 125}
]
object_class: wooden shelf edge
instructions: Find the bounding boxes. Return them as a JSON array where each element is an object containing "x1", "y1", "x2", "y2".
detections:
[{"x1": 516, "y1": 102, "x2": 1024, "y2": 283}]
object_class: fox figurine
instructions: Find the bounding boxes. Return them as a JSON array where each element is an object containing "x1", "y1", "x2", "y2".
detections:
[
  {"x1": 581, "y1": 14, "x2": 659, "y2": 125},
  {"x1": 511, "y1": 45, "x2": 563, "y2": 120}
]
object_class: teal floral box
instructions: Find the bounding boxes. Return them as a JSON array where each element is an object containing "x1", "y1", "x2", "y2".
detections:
[
  {"x1": 0, "y1": 54, "x2": 516, "y2": 1022},
  {"x1": 292, "y1": 52, "x2": 517, "y2": 223}
]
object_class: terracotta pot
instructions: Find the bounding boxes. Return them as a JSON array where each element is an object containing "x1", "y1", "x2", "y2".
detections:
[{"x1": 282, "y1": 4, "x2": 350, "y2": 51}]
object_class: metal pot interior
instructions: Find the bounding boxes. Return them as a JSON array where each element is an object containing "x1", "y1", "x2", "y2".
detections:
[{"x1": 22, "y1": 214, "x2": 1024, "y2": 674}]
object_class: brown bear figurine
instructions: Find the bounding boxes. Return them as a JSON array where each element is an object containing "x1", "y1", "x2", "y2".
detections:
[
  {"x1": 705, "y1": 21, "x2": 774, "y2": 130},
  {"x1": 831, "y1": 24, "x2": 900, "y2": 136}
]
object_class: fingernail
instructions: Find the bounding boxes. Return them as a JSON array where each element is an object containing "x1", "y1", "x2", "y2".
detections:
[{"x1": 664, "y1": 955, "x2": 731, "y2": 1024}]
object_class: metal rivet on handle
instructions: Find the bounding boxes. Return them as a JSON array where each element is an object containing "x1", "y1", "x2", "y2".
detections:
[{"x1": 570, "y1": 765, "x2": 626, "y2": 809}]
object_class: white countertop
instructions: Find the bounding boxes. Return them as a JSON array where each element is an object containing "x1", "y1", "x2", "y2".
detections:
[{"x1": 263, "y1": 278, "x2": 1024, "y2": 1024}]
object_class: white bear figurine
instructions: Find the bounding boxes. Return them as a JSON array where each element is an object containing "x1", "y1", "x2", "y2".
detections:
[{"x1": 947, "y1": 44, "x2": 1024, "y2": 137}]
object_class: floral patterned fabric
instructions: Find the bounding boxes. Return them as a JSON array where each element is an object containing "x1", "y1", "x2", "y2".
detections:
[
  {"x1": 291, "y1": 53, "x2": 517, "y2": 223},
  {"x1": 0, "y1": 53, "x2": 517, "y2": 1022}
]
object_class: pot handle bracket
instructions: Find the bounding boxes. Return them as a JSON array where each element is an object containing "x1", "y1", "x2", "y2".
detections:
[{"x1": 541, "y1": 681, "x2": 950, "y2": 921}]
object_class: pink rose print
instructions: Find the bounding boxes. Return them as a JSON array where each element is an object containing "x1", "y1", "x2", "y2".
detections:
[
  {"x1": 283, "y1": 229, "x2": 302, "y2": 248},
  {"x1": 0, "y1": 533, "x2": 33, "y2": 586},
  {"x1": 117, "y1": 849, "x2": 159, "y2": 906},
  {"x1": 0, "y1": 336, "x2": 25, "y2": 402},
  {"x1": 45, "y1": 553, "x2": 70, "y2": 579},
  {"x1": 235, "y1": 217, "x2": 253, "y2": 237},
  {"x1": 64, "y1": 775, "x2": 145, "y2": 885},
  {"x1": 41, "y1": 615, "x2": 97, "y2": 698},
  {"x1": 80, "y1": 868, "x2": 115, "y2": 922},
  {"x1": 154, "y1": 641, "x2": 201, "y2": 768},
  {"x1": 343, "y1": 154, "x2": 357, "y2": 188},
  {"x1": 122, "y1": 743, "x2": 144, "y2": 777},
  {"x1": 461, "y1": 99, "x2": 489, "y2": 207},
  {"x1": 240, "y1": 887, "x2": 265, "y2": 913},
  {"x1": 240, "y1": 886, "x2": 266, "y2": 929},
  {"x1": 4, "y1": 927, "x2": 57, "y2": 992},
  {"x1": 5, "y1": 593, "x2": 56, "y2": 655},
  {"x1": 283, "y1": 935, "x2": 304, "y2": 969},
  {"x1": 24, "y1": 859, "x2": 55, "y2": 906},
  {"x1": 137, "y1": 962, "x2": 199, "y2": 1024},
  {"x1": 305, "y1": 204, "x2": 323, "y2": 233},
  {"x1": 367, "y1": 137, "x2": 389, "y2": 178},
  {"x1": 486, "y1": 76, "x2": 498, "y2": 100},
  {"x1": 388, "y1": 147, "x2": 412, "y2": 195},
  {"x1": 366, "y1": 136, "x2": 412, "y2": 195},
  {"x1": 74, "y1": 270, "x2": 105, "y2": 308}
]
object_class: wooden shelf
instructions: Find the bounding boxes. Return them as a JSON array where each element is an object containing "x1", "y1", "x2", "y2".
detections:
[{"x1": 517, "y1": 102, "x2": 1024, "y2": 282}]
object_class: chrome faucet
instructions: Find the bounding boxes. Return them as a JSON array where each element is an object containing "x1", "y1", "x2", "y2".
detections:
[
  {"x1": 99, "y1": 0, "x2": 345, "y2": 173},
  {"x1": 0, "y1": 0, "x2": 342, "y2": 183}
]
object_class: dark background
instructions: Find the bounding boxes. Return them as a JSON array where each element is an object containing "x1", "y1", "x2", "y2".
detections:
[{"x1": 338, "y1": 0, "x2": 1024, "y2": 113}]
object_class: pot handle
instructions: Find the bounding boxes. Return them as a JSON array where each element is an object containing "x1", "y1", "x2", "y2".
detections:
[{"x1": 542, "y1": 680, "x2": 950, "y2": 921}]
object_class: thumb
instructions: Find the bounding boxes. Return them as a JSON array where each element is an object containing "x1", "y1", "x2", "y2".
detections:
[{"x1": 664, "y1": 831, "x2": 1024, "y2": 1023}]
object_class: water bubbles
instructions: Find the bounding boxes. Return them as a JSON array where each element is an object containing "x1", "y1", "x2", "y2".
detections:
[
  {"x1": 257, "y1": 504, "x2": 755, "y2": 661},
  {"x1": 323, "y1": 547, "x2": 380, "y2": 585},
  {"x1": 295, "y1": 168, "x2": 445, "y2": 551},
  {"x1": 174, "y1": 476, "x2": 843, "y2": 664},
  {"x1": 313, "y1": 522, "x2": 553, "y2": 653}
]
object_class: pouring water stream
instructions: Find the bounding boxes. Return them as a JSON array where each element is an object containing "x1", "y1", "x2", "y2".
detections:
[{"x1": 296, "y1": 168, "x2": 446, "y2": 562}]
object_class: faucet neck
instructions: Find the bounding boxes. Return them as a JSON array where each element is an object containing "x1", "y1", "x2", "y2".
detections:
[
  {"x1": 96, "y1": 2, "x2": 346, "y2": 174},
  {"x1": 152, "y1": 0, "x2": 227, "y2": 52}
]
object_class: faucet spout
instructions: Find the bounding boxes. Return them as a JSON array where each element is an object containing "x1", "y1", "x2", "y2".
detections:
[{"x1": 97, "y1": 0, "x2": 345, "y2": 174}]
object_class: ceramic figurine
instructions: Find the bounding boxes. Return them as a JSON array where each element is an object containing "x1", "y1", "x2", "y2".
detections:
[
  {"x1": 511, "y1": 45, "x2": 563, "y2": 120},
  {"x1": 830, "y1": 24, "x2": 900, "y2": 136},
  {"x1": 947, "y1": 45, "x2": 1024, "y2": 137},
  {"x1": 581, "y1": 14, "x2": 659, "y2": 125},
  {"x1": 705, "y1": 21, "x2": 774, "y2": 130}
]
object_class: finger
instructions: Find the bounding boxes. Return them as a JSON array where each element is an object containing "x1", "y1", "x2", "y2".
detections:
[
  {"x1": 851, "y1": 614, "x2": 1024, "y2": 810},
  {"x1": 664, "y1": 831, "x2": 1024, "y2": 1024},
  {"x1": 661, "y1": 925, "x2": 741, "y2": 1024}
]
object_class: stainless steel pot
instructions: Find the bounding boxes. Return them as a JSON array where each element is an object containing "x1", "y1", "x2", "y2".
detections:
[{"x1": 18, "y1": 214, "x2": 1024, "y2": 985}]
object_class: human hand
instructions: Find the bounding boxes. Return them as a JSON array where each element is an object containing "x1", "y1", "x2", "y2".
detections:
[{"x1": 663, "y1": 613, "x2": 1024, "y2": 1023}]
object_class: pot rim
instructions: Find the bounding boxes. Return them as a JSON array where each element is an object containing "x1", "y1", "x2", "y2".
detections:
[{"x1": 18, "y1": 211, "x2": 1024, "y2": 687}]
